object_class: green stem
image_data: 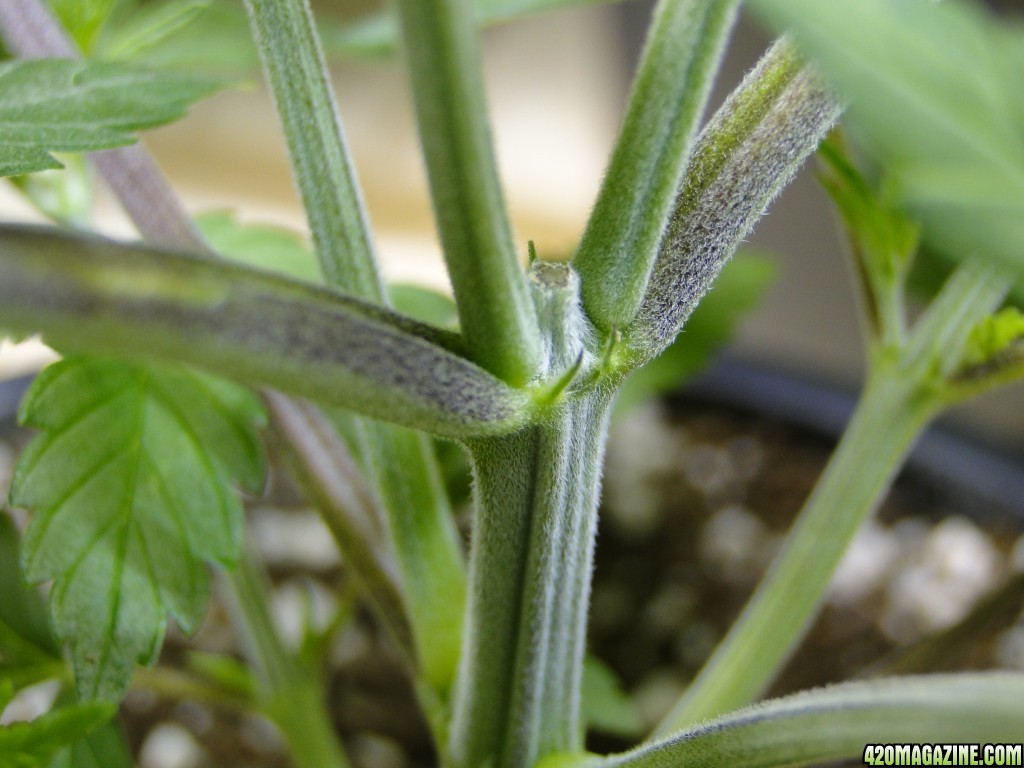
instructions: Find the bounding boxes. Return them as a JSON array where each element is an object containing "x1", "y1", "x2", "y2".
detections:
[
  {"x1": 262, "y1": 393, "x2": 414, "y2": 659},
  {"x1": 245, "y1": 1, "x2": 470, "y2": 711},
  {"x1": 395, "y1": 0, "x2": 540, "y2": 385},
  {"x1": 130, "y1": 665, "x2": 254, "y2": 713},
  {"x1": 552, "y1": 674, "x2": 1024, "y2": 768},
  {"x1": 902, "y1": 258, "x2": 1011, "y2": 378},
  {"x1": 656, "y1": 259, "x2": 1011, "y2": 733},
  {"x1": 657, "y1": 367, "x2": 930, "y2": 732},
  {"x1": 626, "y1": 42, "x2": 840, "y2": 361},
  {"x1": 574, "y1": 0, "x2": 739, "y2": 331},
  {"x1": 243, "y1": 0, "x2": 383, "y2": 298},
  {"x1": 503, "y1": 391, "x2": 613, "y2": 768},
  {"x1": 226, "y1": 550, "x2": 351, "y2": 768},
  {"x1": 353, "y1": 421, "x2": 467, "y2": 700},
  {"x1": 450, "y1": 263, "x2": 610, "y2": 768},
  {"x1": 452, "y1": 393, "x2": 613, "y2": 768}
]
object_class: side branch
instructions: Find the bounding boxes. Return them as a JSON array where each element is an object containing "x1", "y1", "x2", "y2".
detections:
[
  {"x1": 396, "y1": 0, "x2": 541, "y2": 386},
  {"x1": 0, "y1": 226, "x2": 529, "y2": 438},
  {"x1": 626, "y1": 41, "x2": 840, "y2": 365},
  {"x1": 549, "y1": 674, "x2": 1024, "y2": 768}
]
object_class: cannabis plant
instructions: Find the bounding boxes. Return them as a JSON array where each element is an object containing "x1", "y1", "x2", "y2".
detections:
[{"x1": 0, "y1": 0, "x2": 1023, "y2": 766}]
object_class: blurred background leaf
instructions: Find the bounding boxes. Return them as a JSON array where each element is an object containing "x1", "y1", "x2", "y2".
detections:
[
  {"x1": 581, "y1": 654, "x2": 645, "y2": 740},
  {"x1": 751, "y1": 0, "x2": 1024, "y2": 280},
  {"x1": 0, "y1": 512, "x2": 61, "y2": 695},
  {"x1": 47, "y1": 0, "x2": 119, "y2": 53},
  {"x1": 72, "y1": 0, "x2": 626, "y2": 75},
  {"x1": 197, "y1": 210, "x2": 322, "y2": 283}
]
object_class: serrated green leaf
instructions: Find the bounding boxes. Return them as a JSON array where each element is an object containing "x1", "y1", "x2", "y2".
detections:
[
  {"x1": 0, "y1": 696, "x2": 114, "y2": 768},
  {"x1": 0, "y1": 58, "x2": 219, "y2": 177},
  {"x1": 818, "y1": 140, "x2": 918, "y2": 286},
  {"x1": 818, "y1": 138, "x2": 920, "y2": 346},
  {"x1": 750, "y1": 0, "x2": 1024, "y2": 275},
  {"x1": 11, "y1": 357, "x2": 265, "y2": 700}
]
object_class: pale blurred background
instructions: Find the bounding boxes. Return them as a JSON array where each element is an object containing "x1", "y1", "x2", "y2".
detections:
[{"x1": 1, "y1": 1, "x2": 1021, "y2": 452}]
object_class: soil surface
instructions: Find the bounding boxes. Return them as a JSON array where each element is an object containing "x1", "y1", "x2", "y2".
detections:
[{"x1": 2, "y1": 386, "x2": 1022, "y2": 768}]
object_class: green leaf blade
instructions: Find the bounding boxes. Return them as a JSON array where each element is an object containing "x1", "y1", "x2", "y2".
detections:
[
  {"x1": 0, "y1": 58, "x2": 219, "y2": 178},
  {"x1": 11, "y1": 357, "x2": 265, "y2": 700}
]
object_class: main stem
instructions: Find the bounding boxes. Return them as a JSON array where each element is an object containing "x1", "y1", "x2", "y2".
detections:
[
  {"x1": 452, "y1": 393, "x2": 613, "y2": 768},
  {"x1": 450, "y1": 265, "x2": 611, "y2": 768}
]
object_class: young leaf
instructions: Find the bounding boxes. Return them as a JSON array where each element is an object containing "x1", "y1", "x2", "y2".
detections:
[
  {"x1": 818, "y1": 138, "x2": 919, "y2": 348},
  {"x1": 962, "y1": 308, "x2": 1024, "y2": 367},
  {"x1": 0, "y1": 689, "x2": 114, "y2": 768},
  {"x1": 0, "y1": 58, "x2": 218, "y2": 177},
  {"x1": 945, "y1": 307, "x2": 1024, "y2": 397},
  {"x1": 11, "y1": 357, "x2": 266, "y2": 700}
]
